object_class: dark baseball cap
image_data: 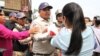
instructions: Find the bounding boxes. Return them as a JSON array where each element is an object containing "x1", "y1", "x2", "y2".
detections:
[
  {"x1": 16, "y1": 12, "x2": 26, "y2": 19},
  {"x1": 39, "y1": 2, "x2": 53, "y2": 10},
  {"x1": 55, "y1": 9, "x2": 62, "y2": 15},
  {"x1": 9, "y1": 12, "x2": 17, "y2": 17},
  {"x1": 0, "y1": 6, "x2": 3, "y2": 14}
]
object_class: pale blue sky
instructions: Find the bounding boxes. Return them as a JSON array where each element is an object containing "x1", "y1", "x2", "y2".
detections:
[
  {"x1": 32, "y1": 0, "x2": 100, "y2": 20},
  {"x1": 0, "y1": 0, "x2": 100, "y2": 20}
]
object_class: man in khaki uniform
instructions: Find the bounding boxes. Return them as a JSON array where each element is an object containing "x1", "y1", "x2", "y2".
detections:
[{"x1": 30, "y1": 2, "x2": 55, "y2": 56}]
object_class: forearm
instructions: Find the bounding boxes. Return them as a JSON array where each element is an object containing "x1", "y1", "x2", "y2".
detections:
[
  {"x1": 0, "y1": 24, "x2": 29, "y2": 39},
  {"x1": 19, "y1": 37, "x2": 32, "y2": 44},
  {"x1": 33, "y1": 33, "x2": 51, "y2": 41}
]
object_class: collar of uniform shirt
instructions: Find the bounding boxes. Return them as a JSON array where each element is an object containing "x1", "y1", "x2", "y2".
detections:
[{"x1": 39, "y1": 16, "x2": 50, "y2": 23}]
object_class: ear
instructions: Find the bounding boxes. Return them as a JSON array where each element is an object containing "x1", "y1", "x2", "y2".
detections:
[
  {"x1": 38, "y1": 10, "x2": 40, "y2": 13},
  {"x1": 63, "y1": 16, "x2": 70, "y2": 27},
  {"x1": 62, "y1": 16, "x2": 66, "y2": 24},
  {"x1": 63, "y1": 16, "x2": 67, "y2": 21}
]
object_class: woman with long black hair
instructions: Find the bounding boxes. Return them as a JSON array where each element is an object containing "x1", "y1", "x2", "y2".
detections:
[{"x1": 51, "y1": 2, "x2": 95, "y2": 56}]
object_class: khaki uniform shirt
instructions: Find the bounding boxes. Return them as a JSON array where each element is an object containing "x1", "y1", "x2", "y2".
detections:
[{"x1": 30, "y1": 16, "x2": 55, "y2": 54}]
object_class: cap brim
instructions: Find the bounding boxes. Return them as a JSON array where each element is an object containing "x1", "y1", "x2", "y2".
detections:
[
  {"x1": 18, "y1": 16, "x2": 27, "y2": 19},
  {"x1": 21, "y1": 16, "x2": 27, "y2": 19},
  {"x1": 40, "y1": 6, "x2": 53, "y2": 10},
  {"x1": 45, "y1": 6, "x2": 53, "y2": 9}
]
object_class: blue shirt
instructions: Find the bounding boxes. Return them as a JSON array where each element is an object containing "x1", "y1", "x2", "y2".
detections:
[{"x1": 51, "y1": 27, "x2": 95, "y2": 56}]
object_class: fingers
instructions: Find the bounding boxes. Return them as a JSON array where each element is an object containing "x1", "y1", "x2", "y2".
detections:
[
  {"x1": 29, "y1": 26, "x2": 39, "y2": 34},
  {"x1": 42, "y1": 28, "x2": 48, "y2": 33},
  {"x1": 33, "y1": 26, "x2": 39, "y2": 33}
]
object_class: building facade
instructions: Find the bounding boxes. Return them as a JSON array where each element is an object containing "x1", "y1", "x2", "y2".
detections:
[{"x1": 5, "y1": 0, "x2": 29, "y2": 10}]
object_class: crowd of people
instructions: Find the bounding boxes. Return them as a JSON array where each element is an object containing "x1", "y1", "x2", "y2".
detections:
[{"x1": 0, "y1": 2, "x2": 100, "y2": 56}]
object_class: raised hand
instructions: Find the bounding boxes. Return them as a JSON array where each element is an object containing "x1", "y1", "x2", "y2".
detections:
[{"x1": 29, "y1": 26, "x2": 39, "y2": 34}]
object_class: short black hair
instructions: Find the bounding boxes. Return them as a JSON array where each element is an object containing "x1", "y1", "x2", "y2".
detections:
[
  {"x1": 0, "y1": 6, "x2": 4, "y2": 13},
  {"x1": 56, "y1": 13, "x2": 63, "y2": 20},
  {"x1": 84, "y1": 17, "x2": 91, "y2": 22},
  {"x1": 94, "y1": 16, "x2": 100, "y2": 26}
]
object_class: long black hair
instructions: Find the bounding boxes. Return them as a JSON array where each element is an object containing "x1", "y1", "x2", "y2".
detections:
[
  {"x1": 62, "y1": 2, "x2": 86, "y2": 55},
  {"x1": 94, "y1": 16, "x2": 100, "y2": 27}
]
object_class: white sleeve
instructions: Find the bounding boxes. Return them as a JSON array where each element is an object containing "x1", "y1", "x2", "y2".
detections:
[
  {"x1": 33, "y1": 32, "x2": 51, "y2": 41},
  {"x1": 18, "y1": 37, "x2": 32, "y2": 44}
]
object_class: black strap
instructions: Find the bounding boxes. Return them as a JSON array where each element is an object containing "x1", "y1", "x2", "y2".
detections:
[{"x1": 91, "y1": 27, "x2": 100, "y2": 45}]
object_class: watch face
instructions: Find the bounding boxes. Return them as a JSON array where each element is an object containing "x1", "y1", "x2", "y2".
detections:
[
  {"x1": 0, "y1": 48, "x2": 6, "y2": 52},
  {"x1": 50, "y1": 31, "x2": 56, "y2": 37}
]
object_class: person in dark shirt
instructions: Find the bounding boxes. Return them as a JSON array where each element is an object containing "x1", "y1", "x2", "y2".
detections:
[
  {"x1": 4, "y1": 12, "x2": 17, "y2": 30},
  {"x1": 12, "y1": 12, "x2": 29, "y2": 56}
]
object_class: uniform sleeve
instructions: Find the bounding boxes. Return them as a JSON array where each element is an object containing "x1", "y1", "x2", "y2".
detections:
[
  {"x1": 19, "y1": 37, "x2": 32, "y2": 44},
  {"x1": 30, "y1": 20, "x2": 50, "y2": 41},
  {"x1": 50, "y1": 28, "x2": 69, "y2": 51},
  {"x1": 33, "y1": 32, "x2": 51, "y2": 41},
  {"x1": 50, "y1": 34, "x2": 60, "y2": 48},
  {"x1": 0, "y1": 24, "x2": 29, "y2": 40}
]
